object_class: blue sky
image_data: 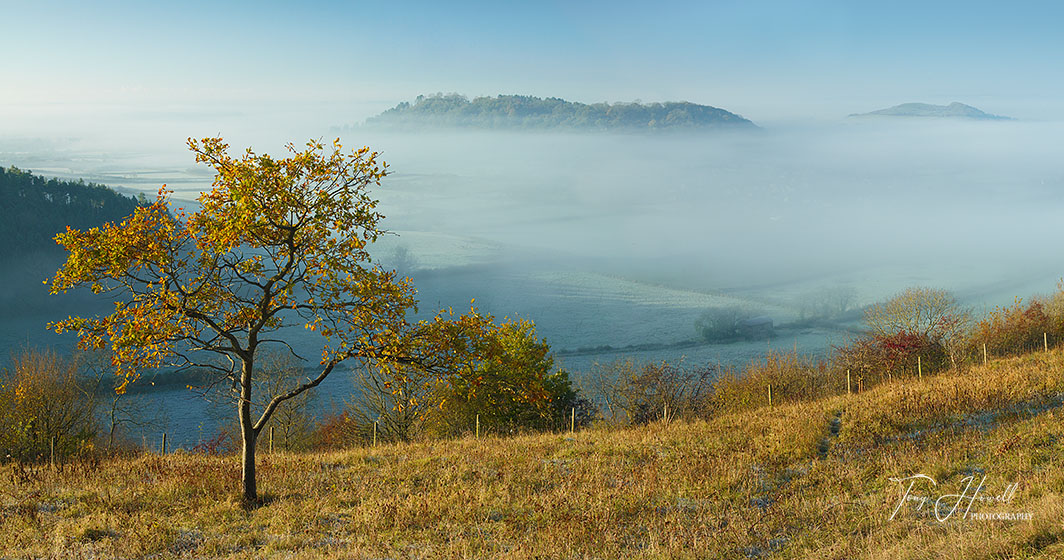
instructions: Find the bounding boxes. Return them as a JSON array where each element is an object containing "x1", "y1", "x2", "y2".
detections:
[{"x1": 3, "y1": 0, "x2": 1063, "y2": 128}]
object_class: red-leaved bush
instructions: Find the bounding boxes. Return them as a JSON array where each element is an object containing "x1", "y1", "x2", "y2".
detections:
[{"x1": 833, "y1": 331, "x2": 948, "y2": 386}]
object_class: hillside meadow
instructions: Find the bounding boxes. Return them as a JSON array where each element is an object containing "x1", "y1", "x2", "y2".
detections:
[{"x1": 4, "y1": 348, "x2": 1064, "y2": 559}]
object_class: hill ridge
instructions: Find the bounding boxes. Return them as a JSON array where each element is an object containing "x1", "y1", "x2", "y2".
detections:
[
  {"x1": 850, "y1": 101, "x2": 1011, "y2": 120},
  {"x1": 358, "y1": 93, "x2": 758, "y2": 131}
]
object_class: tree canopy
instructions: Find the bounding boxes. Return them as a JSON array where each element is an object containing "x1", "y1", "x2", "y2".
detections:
[
  {"x1": 48, "y1": 137, "x2": 497, "y2": 502},
  {"x1": 864, "y1": 287, "x2": 966, "y2": 342},
  {"x1": 430, "y1": 318, "x2": 579, "y2": 436}
]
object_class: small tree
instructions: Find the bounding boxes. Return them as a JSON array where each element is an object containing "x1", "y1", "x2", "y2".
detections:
[
  {"x1": 428, "y1": 318, "x2": 561, "y2": 436},
  {"x1": 581, "y1": 359, "x2": 640, "y2": 424},
  {"x1": 839, "y1": 286, "x2": 966, "y2": 379},
  {"x1": 797, "y1": 285, "x2": 857, "y2": 323},
  {"x1": 694, "y1": 306, "x2": 748, "y2": 342},
  {"x1": 49, "y1": 137, "x2": 491, "y2": 502},
  {"x1": 582, "y1": 359, "x2": 715, "y2": 425},
  {"x1": 865, "y1": 287, "x2": 965, "y2": 340}
]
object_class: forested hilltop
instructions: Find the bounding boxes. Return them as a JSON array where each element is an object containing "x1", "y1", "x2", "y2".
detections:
[
  {"x1": 362, "y1": 93, "x2": 757, "y2": 131},
  {"x1": 0, "y1": 166, "x2": 142, "y2": 258}
]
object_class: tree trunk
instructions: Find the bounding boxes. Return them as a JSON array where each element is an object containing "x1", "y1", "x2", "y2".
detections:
[
  {"x1": 239, "y1": 358, "x2": 258, "y2": 503},
  {"x1": 241, "y1": 426, "x2": 257, "y2": 502},
  {"x1": 108, "y1": 394, "x2": 119, "y2": 451}
]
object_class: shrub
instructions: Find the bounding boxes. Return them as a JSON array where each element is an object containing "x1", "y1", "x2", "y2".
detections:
[
  {"x1": 200, "y1": 351, "x2": 317, "y2": 453},
  {"x1": 584, "y1": 359, "x2": 716, "y2": 424},
  {"x1": 968, "y1": 298, "x2": 1058, "y2": 359},
  {"x1": 344, "y1": 366, "x2": 437, "y2": 445},
  {"x1": 710, "y1": 351, "x2": 833, "y2": 414},
  {"x1": 1039, "y1": 284, "x2": 1064, "y2": 330},
  {"x1": 835, "y1": 287, "x2": 965, "y2": 381},
  {"x1": 310, "y1": 412, "x2": 359, "y2": 450},
  {"x1": 695, "y1": 306, "x2": 767, "y2": 342},
  {"x1": 832, "y1": 331, "x2": 949, "y2": 387},
  {"x1": 618, "y1": 361, "x2": 716, "y2": 424},
  {"x1": 257, "y1": 351, "x2": 315, "y2": 452},
  {"x1": 191, "y1": 431, "x2": 236, "y2": 455},
  {"x1": 429, "y1": 364, "x2": 583, "y2": 437},
  {"x1": 0, "y1": 348, "x2": 98, "y2": 463}
]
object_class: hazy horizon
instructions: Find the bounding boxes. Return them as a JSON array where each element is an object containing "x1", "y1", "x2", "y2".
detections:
[
  {"x1": 5, "y1": 0, "x2": 1064, "y2": 364},
  {"x1": 5, "y1": 0, "x2": 1064, "y2": 136}
]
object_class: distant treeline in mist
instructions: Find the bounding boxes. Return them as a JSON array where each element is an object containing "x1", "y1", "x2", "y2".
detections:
[
  {"x1": 361, "y1": 93, "x2": 757, "y2": 131},
  {"x1": 0, "y1": 166, "x2": 142, "y2": 257}
]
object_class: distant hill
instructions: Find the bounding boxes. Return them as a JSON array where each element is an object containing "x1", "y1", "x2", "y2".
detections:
[
  {"x1": 359, "y1": 94, "x2": 757, "y2": 131},
  {"x1": 850, "y1": 102, "x2": 1011, "y2": 120},
  {"x1": 0, "y1": 166, "x2": 142, "y2": 258}
]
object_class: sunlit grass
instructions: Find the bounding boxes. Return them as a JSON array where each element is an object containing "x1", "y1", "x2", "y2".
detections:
[{"x1": 5, "y1": 350, "x2": 1064, "y2": 558}]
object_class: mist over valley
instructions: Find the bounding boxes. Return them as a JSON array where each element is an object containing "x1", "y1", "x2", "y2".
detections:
[{"x1": 3, "y1": 110, "x2": 1062, "y2": 446}]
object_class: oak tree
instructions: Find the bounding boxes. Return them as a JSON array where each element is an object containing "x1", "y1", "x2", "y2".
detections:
[{"x1": 49, "y1": 137, "x2": 491, "y2": 502}]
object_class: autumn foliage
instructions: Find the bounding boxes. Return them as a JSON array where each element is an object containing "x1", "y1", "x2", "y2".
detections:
[
  {"x1": 0, "y1": 349, "x2": 98, "y2": 462},
  {"x1": 428, "y1": 318, "x2": 583, "y2": 436},
  {"x1": 46, "y1": 137, "x2": 500, "y2": 502},
  {"x1": 967, "y1": 298, "x2": 1061, "y2": 358}
]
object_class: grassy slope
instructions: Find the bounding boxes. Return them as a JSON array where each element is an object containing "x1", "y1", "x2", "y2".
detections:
[{"x1": 5, "y1": 352, "x2": 1064, "y2": 559}]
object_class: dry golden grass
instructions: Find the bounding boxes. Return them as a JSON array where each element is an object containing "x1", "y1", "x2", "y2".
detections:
[{"x1": 5, "y1": 351, "x2": 1064, "y2": 558}]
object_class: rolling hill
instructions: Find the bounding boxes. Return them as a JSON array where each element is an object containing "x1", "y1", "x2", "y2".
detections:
[
  {"x1": 850, "y1": 101, "x2": 1011, "y2": 120},
  {"x1": 357, "y1": 93, "x2": 758, "y2": 131}
]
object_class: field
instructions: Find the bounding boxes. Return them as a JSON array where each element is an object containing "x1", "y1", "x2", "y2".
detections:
[{"x1": 5, "y1": 348, "x2": 1064, "y2": 558}]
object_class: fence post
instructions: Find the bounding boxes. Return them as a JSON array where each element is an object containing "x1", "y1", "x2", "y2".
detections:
[
  {"x1": 768, "y1": 384, "x2": 773, "y2": 407},
  {"x1": 161, "y1": 433, "x2": 167, "y2": 455},
  {"x1": 476, "y1": 414, "x2": 480, "y2": 440},
  {"x1": 918, "y1": 356, "x2": 922, "y2": 380},
  {"x1": 50, "y1": 437, "x2": 55, "y2": 470},
  {"x1": 983, "y1": 343, "x2": 988, "y2": 365},
  {"x1": 1045, "y1": 332, "x2": 1049, "y2": 353},
  {"x1": 570, "y1": 407, "x2": 575, "y2": 433},
  {"x1": 269, "y1": 426, "x2": 274, "y2": 454},
  {"x1": 846, "y1": 369, "x2": 851, "y2": 394},
  {"x1": 373, "y1": 421, "x2": 378, "y2": 447}
]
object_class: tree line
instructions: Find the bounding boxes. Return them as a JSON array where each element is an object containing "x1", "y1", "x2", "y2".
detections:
[{"x1": 0, "y1": 166, "x2": 142, "y2": 258}]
